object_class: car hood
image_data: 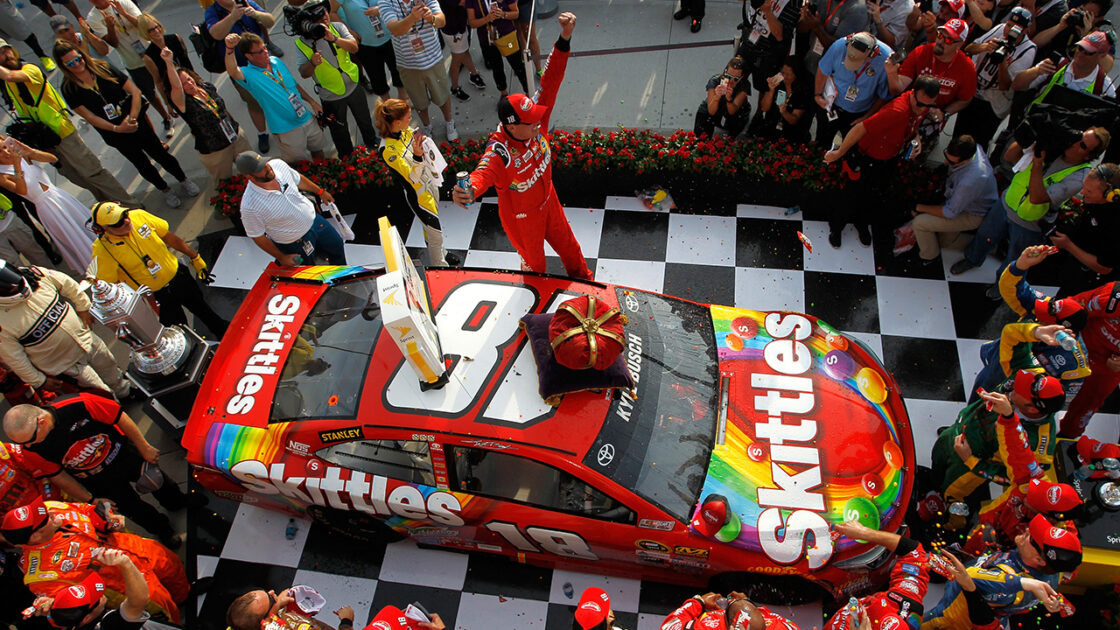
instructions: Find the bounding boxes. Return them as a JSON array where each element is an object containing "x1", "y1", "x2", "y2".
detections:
[{"x1": 688, "y1": 306, "x2": 914, "y2": 570}]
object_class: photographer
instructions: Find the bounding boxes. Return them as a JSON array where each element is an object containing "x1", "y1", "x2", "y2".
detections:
[
  {"x1": 293, "y1": 0, "x2": 378, "y2": 157},
  {"x1": 205, "y1": 0, "x2": 276, "y2": 153},
  {"x1": 1021, "y1": 31, "x2": 1117, "y2": 113},
  {"x1": 379, "y1": 0, "x2": 459, "y2": 142},
  {"x1": 1047, "y1": 163, "x2": 1120, "y2": 297},
  {"x1": 796, "y1": 0, "x2": 871, "y2": 76},
  {"x1": 336, "y1": 0, "x2": 411, "y2": 102},
  {"x1": 955, "y1": 8, "x2": 1036, "y2": 150},
  {"x1": 695, "y1": 56, "x2": 752, "y2": 138},
  {"x1": 734, "y1": 0, "x2": 800, "y2": 94},
  {"x1": 751, "y1": 55, "x2": 814, "y2": 143},
  {"x1": 911, "y1": 134, "x2": 998, "y2": 264},
  {"x1": 1033, "y1": 1, "x2": 1111, "y2": 65},
  {"x1": 225, "y1": 32, "x2": 328, "y2": 164}
]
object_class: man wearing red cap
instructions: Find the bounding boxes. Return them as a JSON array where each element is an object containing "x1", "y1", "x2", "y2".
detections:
[
  {"x1": 931, "y1": 369, "x2": 1066, "y2": 507},
  {"x1": 660, "y1": 590, "x2": 799, "y2": 630},
  {"x1": 922, "y1": 514, "x2": 1080, "y2": 629},
  {"x1": 823, "y1": 520, "x2": 930, "y2": 630},
  {"x1": 0, "y1": 496, "x2": 187, "y2": 624},
  {"x1": 451, "y1": 12, "x2": 593, "y2": 282},
  {"x1": 572, "y1": 587, "x2": 615, "y2": 630},
  {"x1": 961, "y1": 390, "x2": 1083, "y2": 555},
  {"x1": 1002, "y1": 245, "x2": 1120, "y2": 439},
  {"x1": 24, "y1": 548, "x2": 151, "y2": 630},
  {"x1": 886, "y1": 18, "x2": 976, "y2": 156},
  {"x1": 1022, "y1": 30, "x2": 1117, "y2": 109},
  {"x1": 361, "y1": 604, "x2": 444, "y2": 630}
]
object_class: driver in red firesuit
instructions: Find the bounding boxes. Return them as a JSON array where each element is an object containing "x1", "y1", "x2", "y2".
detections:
[
  {"x1": 0, "y1": 495, "x2": 188, "y2": 624},
  {"x1": 659, "y1": 591, "x2": 800, "y2": 629},
  {"x1": 451, "y1": 12, "x2": 593, "y2": 281}
]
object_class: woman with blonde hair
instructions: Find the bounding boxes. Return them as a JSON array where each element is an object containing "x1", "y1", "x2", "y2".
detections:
[
  {"x1": 162, "y1": 49, "x2": 249, "y2": 181},
  {"x1": 54, "y1": 41, "x2": 198, "y2": 209},
  {"x1": 375, "y1": 99, "x2": 457, "y2": 267},
  {"x1": 137, "y1": 13, "x2": 194, "y2": 102}
]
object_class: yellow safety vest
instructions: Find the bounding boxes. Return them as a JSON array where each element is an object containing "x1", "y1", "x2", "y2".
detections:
[
  {"x1": 1004, "y1": 160, "x2": 1089, "y2": 222},
  {"x1": 295, "y1": 25, "x2": 359, "y2": 96}
]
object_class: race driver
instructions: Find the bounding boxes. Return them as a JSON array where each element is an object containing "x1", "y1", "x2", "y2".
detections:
[
  {"x1": 451, "y1": 12, "x2": 593, "y2": 282},
  {"x1": 1011, "y1": 245, "x2": 1120, "y2": 439},
  {"x1": 962, "y1": 389, "x2": 1082, "y2": 555},
  {"x1": 0, "y1": 495, "x2": 187, "y2": 623},
  {"x1": 659, "y1": 590, "x2": 800, "y2": 629},
  {"x1": 922, "y1": 514, "x2": 1080, "y2": 629},
  {"x1": 823, "y1": 520, "x2": 930, "y2": 630},
  {"x1": 25, "y1": 548, "x2": 152, "y2": 630}
]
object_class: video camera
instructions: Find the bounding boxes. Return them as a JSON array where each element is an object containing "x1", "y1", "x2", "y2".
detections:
[{"x1": 283, "y1": 0, "x2": 330, "y2": 41}]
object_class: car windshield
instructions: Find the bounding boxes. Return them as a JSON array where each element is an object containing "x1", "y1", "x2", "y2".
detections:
[
  {"x1": 268, "y1": 276, "x2": 383, "y2": 422},
  {"x1": 582, "y1": 288, "x2": 719, "y2": 523}
]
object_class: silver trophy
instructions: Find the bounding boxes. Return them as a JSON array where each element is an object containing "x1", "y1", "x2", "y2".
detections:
[{"x1": 88, "y1": 279, "x2": 191, "y2": 375}]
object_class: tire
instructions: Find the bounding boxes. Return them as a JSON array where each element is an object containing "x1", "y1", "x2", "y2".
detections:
[
  {"x1": 305, "y1": 506, "x2": 406, "y2": 543},
  {"x1": 708, "y1": 573, "x2": 830, "y2": 606}
]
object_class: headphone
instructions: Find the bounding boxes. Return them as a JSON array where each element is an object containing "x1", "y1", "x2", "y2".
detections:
[
  {"x1": 88, "y1": 201, "x2": 132, "y2": 236},
  {"x1": 1092, "y1": 163, "x2": 1120, "y2": 202},
  {"x1": 845, "y1": 33, "x2": 882, "y2": 60}
]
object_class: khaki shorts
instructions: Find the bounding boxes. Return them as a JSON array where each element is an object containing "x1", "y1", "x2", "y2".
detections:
[
  {"x1": 447, "y1": 30, "x2": 470, "y2": 55},
  {"x1": 398, "y1": 64, "x2": 451, "y2": 111},
  {"x1": 275, "y1": 120, "x2": 328, "y2": 164},
  {"x1": 199, "y1": 131, "x2": 252, "y2": 181}
]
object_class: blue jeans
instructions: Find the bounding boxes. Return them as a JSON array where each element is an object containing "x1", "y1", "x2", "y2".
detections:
[
  {"x1": 276, "y1": 214, "x2": 347, "y2": 265},
  {"x1": 963, "y1": 203, "x2": 1044, "y2": 283}
]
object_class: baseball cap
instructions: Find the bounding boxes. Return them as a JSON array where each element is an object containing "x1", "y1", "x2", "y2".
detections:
[
  {"x1": 1008, "y1": 6, "x2": 1033, "y2": 26},
  {"x1": 1012, "y1": 370, "x2": 1065, "y2": 416},
  {"x1": 691, "y1": 493, "x2": 739, "y2": 539},
  {"x1": 939, "y1": 18, "x2": 968, "y2": 42},
  {"x1": 0, "y1": 38, "x2": 11, "y2": 51},
  {"x1": 1077, "y1": 31, "x2": 1110, "y2": 54},
  {"x1": 1025, "y1": 479, "x2": 1083, "y2": 514},
  {"x1": 498, "y1": 93, "x2": 547, "y2": 126},
  {"x1": 1027, "y1": 514, "x2": 1082, "y2": 573},
  {"x1": 90, "y1": 201, "x2": 129, "y2": 228},
  {"x1": 362, "y1": 606, "x2": 415, "y2": 630},
  {"x1": 574, "y1": 587, "x2": 610, "y2": 630},
  {"x1": 135, "y1": 461, "x2": 164, "y2": 494},
  {"x1": 49, "y1": 571, "x2": 105, "y2": 628},
  {"x1": 943, "y1": 0, "x2": 966, "y2": 17},
  {"x1": 1033, "y1": 297, "x2": 1088, "y2": 332},
  {"x1": 843, "y1": 32, "x2": 877, "y2": 71},
  {"x1": 235, "y1": 151, "x2": 270, "y2": 175},
  {"x1": 859, "y1": 595, "x2": 908, "y2": 630},
  {"x1": 49, "y1": 15, "x2": 72, "y2": 32},
  {"x1": 1, "y1": 495, "x2": 49, "y2": 545},
  {"x1": 1075, "y1": 435, "x2": 1120, "y2": 463}
]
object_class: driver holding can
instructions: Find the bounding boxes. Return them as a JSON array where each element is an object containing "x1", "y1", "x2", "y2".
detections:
[{"x1": 451, "y1": 11, "x2": 592, "y2": 281}]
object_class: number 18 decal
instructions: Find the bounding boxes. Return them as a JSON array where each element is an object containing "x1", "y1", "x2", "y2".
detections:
[{"x1": 485, "y1": 520, "x2": 599, "y2": 560}]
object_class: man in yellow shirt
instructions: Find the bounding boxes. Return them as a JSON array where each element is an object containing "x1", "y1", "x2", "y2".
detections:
[
  {"x1": 0, "y1": 40, "x2": 134, "y2": 203},
  {"x1": 90, "y1": 203, "x2": 228, "y2": 338}
]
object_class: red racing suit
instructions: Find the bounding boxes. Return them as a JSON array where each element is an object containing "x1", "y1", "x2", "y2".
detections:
[
  {"x1": 823, "y1": 538, "x2": 930, "y2": 630},
  {"x1": 1058, "y1": 281, "x2": 1120, "y2": 437},
  {"x1": 467, "y1": 38, "x2": 592, "y2": 281},
  {"x1": 0, "y1": 442, "x2": 57, "y2": 514},
  {"x1": 16, "y1": 501, "x2": 187, "y2": 623},
  {"x1": 966, "y1": 412, "x2": 1047, "y2": 555},
  {"x1": 659, "y1": 597, "x2": 800, "y2": 630}
]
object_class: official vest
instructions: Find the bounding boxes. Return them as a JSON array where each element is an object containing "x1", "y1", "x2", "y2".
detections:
[
  {"x1": 1004, "y1": 161, "x2": 1089, "y2": 222},
  {"x1": 295, "y1": 25, "x2": 359, "y2": 96}
]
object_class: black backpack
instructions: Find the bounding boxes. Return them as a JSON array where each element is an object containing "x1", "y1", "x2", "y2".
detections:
[{"x1": 189, "y1": 22, "x2": 226, "y2": 74}]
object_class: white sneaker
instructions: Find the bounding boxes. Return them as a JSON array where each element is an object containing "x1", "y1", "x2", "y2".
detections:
[
  {"x1": 163, "y1": 189, "x2": 182, "y2": 208},
  {"x1": 420, "y1": 124, "x2": 432, "y2": 139},
  {"x1": 445, "y1": 120, "x2": 459, "y2": 142},
  {"x1": 180, "y1": 179, "x2": 200, "y2": 197}
]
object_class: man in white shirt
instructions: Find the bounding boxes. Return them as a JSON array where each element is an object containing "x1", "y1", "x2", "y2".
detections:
[{"x1": 235, "y1": 151, "x2": 347, "y2": 266}]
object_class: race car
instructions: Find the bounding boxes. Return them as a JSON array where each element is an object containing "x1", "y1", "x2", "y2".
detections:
[{"x1": 183, "y1": 237, "x2": 915, "y2": 600}]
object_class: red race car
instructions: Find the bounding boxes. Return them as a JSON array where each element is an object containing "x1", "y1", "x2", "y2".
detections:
[{"x1": 183, "y1": 262, "x2": 914, "y2": 601}]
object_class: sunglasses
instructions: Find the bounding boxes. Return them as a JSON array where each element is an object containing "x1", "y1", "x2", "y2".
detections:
[
  {"x1": 916, "y1": 97, "x2": 938, "y2": 108},
  {"x1": 936, "y1": 32, "x2": 960, "y2": 43},
  {"x1": 246, "y1": 47, "x2": 268, "y2": 56},
  {"x1": 108, "y1": 210, "x2": 129, "y2": 229},
  {"x1": 63, "y1": 56, "x2": 84, "y2": 68},
  {"x1": 943, "y1": 149, "x2": 962, "y2": 165},
  {"x1": 15, "y1": 418, "x2": 40, "y2": 445},
  {"x1": 1076, "y1": 46, "x2": 1100, "y2": 56},
  {"x1": 722, "y1": 73, "x2": 742, "y2": 81}
]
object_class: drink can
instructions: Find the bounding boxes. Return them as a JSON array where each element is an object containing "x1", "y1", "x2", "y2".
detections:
[{"x1": 456, "y1": 171, "x2": 471, "y2": 190}]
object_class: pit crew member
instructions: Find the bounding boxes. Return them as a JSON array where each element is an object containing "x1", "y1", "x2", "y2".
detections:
[
  {"x1": 922, "y1": 514, "x2": 1078, "y2": 629},
  {"x1": 823, "y1": 520, "x2": 930, "y2": 630},
  {"x1": 659, "y1": 590, "x2": 800, "y2": 629},
  {"x1": 937, "y1": 550, "x2": 1061, "y2": 630},
  {"x1": 451, "y1": 12, "x2": 593, "y2": 281},
  {"x1": 1, "y1": 496, "x2": 187, "y2": 623},
  {"x1": 1, "y1": 393, "x2": 187, "y2": 547},
  {"x1": 226, "y1": 587, "x2": 359, "y2": 630},
  {"x1": 26, "y1": 549, "x2": 152, "y2": 630}
]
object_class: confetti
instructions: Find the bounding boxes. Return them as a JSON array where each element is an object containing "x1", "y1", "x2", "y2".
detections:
[{"x1": 797, "y1": 231, "x2": 813, "y2": 253}]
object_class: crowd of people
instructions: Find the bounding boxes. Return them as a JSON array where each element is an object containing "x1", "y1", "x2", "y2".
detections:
[{"x1": 0, "y1": 0, "x2": 1113, "y2": 628}]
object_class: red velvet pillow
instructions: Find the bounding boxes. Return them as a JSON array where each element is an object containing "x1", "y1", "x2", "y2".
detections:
[{"x1": 520, "y1": 313, "x2": 635, "y2": 406}]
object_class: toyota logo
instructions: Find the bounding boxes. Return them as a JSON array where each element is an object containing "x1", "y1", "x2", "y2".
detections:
[
  {"x1": 597, "y1": 444, "x2": 615, "y2": 466},
  {"x1": 624, "y1": 294, "x2": 640, "y2": 312}
]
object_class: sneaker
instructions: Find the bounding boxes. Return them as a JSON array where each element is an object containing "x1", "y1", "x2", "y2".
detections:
[
  {"x1": 445, "y1": 120, "x2": 459, "y2": 142},
  {"x1": 163, "y1": 118, "x2": 173, "y2": 139},
  {"x1": 828, "y1": 230, "x2": 842, "y2": 248},
  {"x1": 949, "y1": 258, "x2": 977, "y2": 275},
  {"x1": 985, "y1": 284, "x2": 1002, "y2": 301},
  {"x1": 451, "y1": 86, "x2": 471, "y2": 102},
  {"x1": 468, "y1": 73, "x2": 486, "y2": 89},
  {"x1": 920, "y1": 254, "x2": 941, "y2": 267},
  {"x1": 673, "y1": 8, "x2": 689, "y2": 19},
  {"x1": 39, "y1": 56, "x2": 56, "y2": 71},
  {"x1": 180, "y1": 179, "x2": 200, "y2": 197},
  {"x1": 691, "y1": 18, "x2": 702, "y2": 32},
  {"x1": 420, "y1": 124, "x2": 432, "y2": 139},
  {"x1": 258, "y1": 132, "x2": 270, "y2": 154},
  {"x1": 163, "y1": 189, "x2": 182, "y2": 208},
  {"x1": 856, "y1": 224, "x2": 871, "y2": 247}
]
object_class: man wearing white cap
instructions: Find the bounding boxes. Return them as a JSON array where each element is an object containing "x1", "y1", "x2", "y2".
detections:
[{"x1": 813, "y1": 32, "x2": 893, "y2": 146}]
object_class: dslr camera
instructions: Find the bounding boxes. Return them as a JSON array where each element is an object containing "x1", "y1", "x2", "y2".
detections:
[
  {"x1": 1066, "y1": 8, "x2": 1086, "y2": 29},
  {"x1": 283, "y1": 0, "x2": 330, "y2": 41}
]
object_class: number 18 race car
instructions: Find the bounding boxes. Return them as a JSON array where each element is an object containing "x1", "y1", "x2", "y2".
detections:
[{"x1": 183, "y1": 229, "x2": 915, "y2": 600}]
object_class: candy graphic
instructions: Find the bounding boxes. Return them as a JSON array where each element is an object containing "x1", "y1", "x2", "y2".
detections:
[
  {"x1": 726, "y1": 333, "x2": 744, "y2": 351},
  {"x1": 825, "y1": 333, "x2": 849, "y2": 351},
  {"x1": 731, "y1": 316, "x2": 758, "y2": 340},
  {"x1": 842, "y1": 496, "x2": 880, "y2": 532},
  {"x1": 823, "y1": 349, "x2": 855, "y2": 380},
  {"x1": 746, "y1": 441, "x2": 768, "y2": 463},
  {"x1": 715, "y1": 514, "x2": 742, "y2": 543},
  {"x1": 797, "y1": 231, "x2": 813, "y2": 253},
  {"x1": 883, "y1": 441, "x2": 903, "y2": 470},
  {"x1": 856, "y1": 367, "x2": 888, "y2": 403},
  {"x1": 861, "y1": 472, "x2": 884, "y2": 495}
]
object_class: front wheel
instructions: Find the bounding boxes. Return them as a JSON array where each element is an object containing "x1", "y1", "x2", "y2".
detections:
[
  {"x1": 708, "y1": 573, "x2": 830, "y2": 606},
  {"x1": 305, "y1": 505, "x2": 406, "y2": 543}
]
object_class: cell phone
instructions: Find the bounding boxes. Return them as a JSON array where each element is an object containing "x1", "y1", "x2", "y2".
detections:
[
  {"x1": 235, "y1": 0, "x2": 249, "y2": 6},
  {"x1": 403, "y1": 603, "x2": 430, "y2": 624},
  {"x1": 887, "y1": 50, "x2": 905, "y2": 64},
  {"x1": 1048, "y1": 51, "x2": 1064, "y2": 64}
]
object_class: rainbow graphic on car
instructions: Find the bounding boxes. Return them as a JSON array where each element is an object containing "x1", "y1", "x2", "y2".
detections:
[{"x1": 690, "y1": 305, "x2": 913, "y2": 570}]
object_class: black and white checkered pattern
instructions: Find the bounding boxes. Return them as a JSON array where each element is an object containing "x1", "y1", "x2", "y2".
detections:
[{"x1": 190, "y1": 198, "x2": 1120, "y2": 630}]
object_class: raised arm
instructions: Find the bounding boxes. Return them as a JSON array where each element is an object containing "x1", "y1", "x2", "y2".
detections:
[{"x1": 224, "y1": 33, "x2": 246, "y2": 81}]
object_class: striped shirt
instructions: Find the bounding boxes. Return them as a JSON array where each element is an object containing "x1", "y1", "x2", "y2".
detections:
[
  {"x1": 239, "y1": 160, "x2": 316, "y2": 244},
  {"x1": 377, "y1": 0, "x2": 444, "y2": 70}
]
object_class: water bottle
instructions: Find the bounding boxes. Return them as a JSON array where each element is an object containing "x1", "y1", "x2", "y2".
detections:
[
  {"x1": 715, "y1": 597, "x2": 729, "y2": 609},
  {"x1": 1055, "y1": 330, "x2": 1077, "y2": 351},
  {"x1": 948, "y1": 502, "x2": 970, "y2": 517},
  {"x1": 285, "y1": 518, "x2": 298, "y2": 540},
  {"x1": 845, "y1": 597, "x2": 860, "y2": 630},
  {"x1": 1073, "y1": 463, "x2": 1095, "y2": 480}
]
